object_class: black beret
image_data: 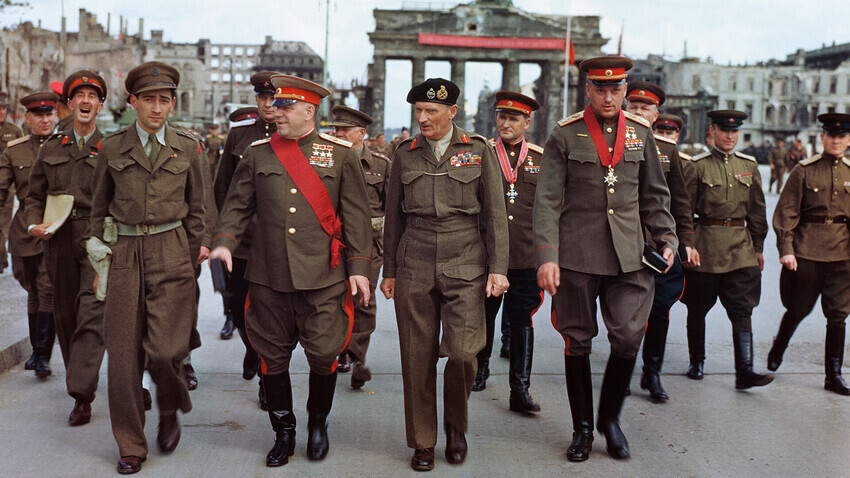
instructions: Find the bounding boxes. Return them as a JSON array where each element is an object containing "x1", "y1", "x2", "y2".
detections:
[{"x1": 406, "y1": 78, "x2": 459, "y2": 106}]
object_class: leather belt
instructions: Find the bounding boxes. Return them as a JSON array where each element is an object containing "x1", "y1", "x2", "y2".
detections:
[
  {"x1": 697, "y1": 217, "x2": 746, "y2": 227},
  {"x1": 801, "y1": 215, "x2": 849, "y2": 224},
  {"x1": 406, "y1": 214, "x2": 478, "y2": 232},
  {"x1": 116, "y1": 220, "x2": 182, "y2": 236},
  {"x1": 70, "y1": 207, "x2": 90, "y2": 219}
]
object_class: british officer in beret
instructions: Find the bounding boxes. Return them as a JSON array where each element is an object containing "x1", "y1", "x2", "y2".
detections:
[{"x1": 380, "y1": 78, "x2": 509, "y2": 471}]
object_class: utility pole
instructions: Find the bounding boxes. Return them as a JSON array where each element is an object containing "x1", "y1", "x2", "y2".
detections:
[{"x1": 321, "y1": 0, "x2": 330, "y2": 124}]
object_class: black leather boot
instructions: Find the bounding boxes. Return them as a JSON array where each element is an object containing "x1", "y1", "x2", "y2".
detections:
[
  {"x1": 24, "y1": 313, "x2": 37, "y2": 370},
  {"x1": 219, "y1": 311, "x2": 235, "y2": 340},
  {"x1": 733, "y1": 331, "x2": 774, "y2": 390},
  {"x1": 34, "y1": 312, "x2": 55, "y2": 378},
  {"x1": 241, "y1": 345, "x2": 260, "y2": 381},
  {"x1": 258, "y1": 373, "x2": 268, "y2": 410},
  {"x1": 509, "y1": 326, "x2": 540, "y2": 413},
  {"x1": 686, "y1": 314, "x2": 705, "y2": 380},
  {"x1": 824, "y1": 325, "x2": 850, "y2": 395},
  {"x1": 767, "y1": 312, "x2": 801, "y2": 371},
  {"x1": 264, "y1": 373, "x2": 296, "y2": 467},
  {"x1": 472, "y1": 357, "x2": 489, "y2": 392},
  {"x1": 306, "y1": 371, "x2": 336, "y2": 460},
  {"x1": 597, "y1": 354, "x2": 636, "y2": 459},
  {"x1": 640, "y1": 315, "x2": 669, "y2": 401},
  {"x1": 564, "y1": 355, "x2": 593, "y2": 462}
]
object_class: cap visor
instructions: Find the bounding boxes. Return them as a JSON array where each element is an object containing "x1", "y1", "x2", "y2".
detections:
[{"x1": 272, "y1": 98, "x2": 297, "y2": 107}]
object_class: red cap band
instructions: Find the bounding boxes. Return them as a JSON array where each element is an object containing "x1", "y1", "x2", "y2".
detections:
[
  {"x1": 627, "y1": 89, "x2": 660, "y2": 106},
  {"x1": 275, "y1": 87, "x2": 321, "y2": 105},
  {"x1": 655, "y1": 119, "x2": 680, "y2": 130},
  {"x1": 68, "y1": 77, "x2": 104, "y2": 96},
  {"x1": 586, "y1": 67, "x2": 627, "y2": 81},
  {"x1": 495, "y1": 99, "x2": 532, "y2": 115},
  {"x1": 25, "y1": 100, "x2": 56, "y2": 110},
  {"x1": 234, "y1": 112, "x2": 259, "y2": 122}
]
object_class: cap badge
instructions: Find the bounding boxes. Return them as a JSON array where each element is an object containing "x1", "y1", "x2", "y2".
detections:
[
  {"x1": 151, "y1": 67, "x2": 160, "y2": 77},
  {"x1": 729, "y1": 118, "x2": 734, "y2": 123},
  {"x1": 605, "y1": 69, "x2": 613, "y2": 77},
  {"x1": 426, "y1": 88, "x2": 436, "y2": 100},
  {"x1": 639, "y1": 90, "x2": 645, "y2": 95},
  {"x1": 263, "y1": 81, "x2": 270, "y2": 88},
  {"x1": 506, "y1": 101, "x2": 513, "y2": 107},
  {"x1": 82, "y1": 76, "x2": 89, "y2": 82},
  {"x1": 437, "y1": 85, "x2": 448, "y2": 100}
]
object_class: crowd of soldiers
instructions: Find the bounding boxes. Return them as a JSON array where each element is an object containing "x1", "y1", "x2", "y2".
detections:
[{"x1": 0, "y1": 52, "x2": 848, "y2": 475}]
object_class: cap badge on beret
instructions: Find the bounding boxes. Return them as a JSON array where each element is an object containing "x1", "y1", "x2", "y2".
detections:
[
  {"x1": 427, "y1": 88, "x2": 436, "y2": 100},
  {"x1": 150, "y1": 67, "x2": 160, "y2": 77},
  {"x1": 437, "y1": 85, "x2": 448, "y2": 101}
]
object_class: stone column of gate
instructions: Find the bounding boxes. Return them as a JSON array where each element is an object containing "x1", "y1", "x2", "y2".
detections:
[
  {"x1": 501, "y1": 60, "x2": 520, "y2": 92},
  {"x1": 371, "y1": 56, "x2": 386, "y2": 137},
  {"x1": 540, "y1": 60, "x2": 563, "y2": 136},
  {"x1": 410, "y1": 56, "x2": 426, "y2": 133},
  {"x1": 451, "y1": 59, "x2": 466, "y2": 126}
]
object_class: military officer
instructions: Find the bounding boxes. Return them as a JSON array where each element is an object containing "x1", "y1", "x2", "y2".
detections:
[
  {"x1": 768, "y1": 138, "x2": 788, "y2": 193},
  {"x1": 0, "y1": 92, "x2": 58, "y2": 378},
  {"x1": 768, "y1": 113, "x2": 850, "y2": 396},
  {"x1": 329, "y1": 105, "x2": 390, "y2": 389},
  {"x1": 24, "y1": 71, "x2": 107, "y2": 426},
  {"x1": 89, "y1": 61, "x2": 206, "y2": 474},
  {"x1": 51, "y1": 80, "x2": 74, "y2": 134},
  {"x1": 204, "y1": 123, "x2": 225, "y2": 182},
  {"x1": 213, "y1": 72, "x2": 279, "y2": 409},
  {"x1": 681, "y1": 110, "x2": 773, "y2": 390},
  {"x1": 534, "y1": 57, "x2": 677, "y2": 461},
  {"x1": 471, "y1": 91, "x2": 544, "y2": 415},
  {"x1": 0, "y1": 91, "x2": 23, "y2": 274},
  {"x1": 380, "y1": 78, "x2": 509, "y2": 471},
  {"x1": 210, "y1": 74, "x2": 372, "y2": 468},
  {"x1": 625, "y1": 82, "x2": 696, "y2": 402}
]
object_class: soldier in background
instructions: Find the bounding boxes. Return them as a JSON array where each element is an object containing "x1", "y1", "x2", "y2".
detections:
[
  {"x1": 769, "y1": 113, "x2": 850, "y2": 396},
  {"x1": 25, "y1": 71, "x2": 107, "y2": 426},
  {"x1": 768, "y1": 138, "x2": 788, "y2": 193},
  {"x1": 51, "y1": 81, "x2": 74, "y2": 134},
  {"x1": 625, "y1": 83, "x2": 696, "y2": 403},
  {"x1": 472, "y1": 91, "x2": 543, "y2": 417},
  {"x1": 786, "y1": 138, "x2": 806, "y2": 172},
  {"x1": 204, "y1": 123, "x2": 225, "y2": 181},
  {"x1": 212, "y1": 70, "x2": 280, "y2": 410},
  {"x1": 329, "y1": 105, "x2": 390, "y2": 389},
  {"x1": 534, "y1": 57, "x2": 676, "y2": 461},
  {"x1": 682, "y1": 110, "x2": 773, "y2": 390},
  {"x1": 0, "y1": 92, "x2": 58, "y2": 378},
  {"x1": 0, "y1": 91, "x2": 23, "y2": 274}
]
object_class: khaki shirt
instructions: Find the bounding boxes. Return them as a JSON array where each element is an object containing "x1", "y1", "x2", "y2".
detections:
[
  {"x1": 773, "y1": 153, "x2": 850, "y2": 262},
  {"x1": 0, "y1": 135, "x2": 49, "y2": 256},
  {"x1": 769, "y1": 145, "x2": 788, "y2": 168},
  {"x1": 24, "y1": 129, "x2": 103, "y2": 228},
  {"x1": 213, "y1": 129, "x2": 372, "y2": 292},
  {"x1": 383, "y1": 123, "x2": 509, "y2": 277},
  {"x1": 89, "y1": 124, "x2": 207, "y2": 262},
  {"x1": 684, "y1": 148, "x2": 768, "y2": 273},
  {"x1": 654, "y1": 134, "x2": 694, "y2": 248},
  {"x1": 0, "y1": 121, "x2": 23, "y2": 152},
  {"x1": 534, "y1": 111, "x2": 677, "y2": 276},
  {"x1": 490, "y1": 138, "x2": 542, "y2": 270}
]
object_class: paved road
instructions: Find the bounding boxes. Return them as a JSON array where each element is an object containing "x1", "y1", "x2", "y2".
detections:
[{"x1": 1, "y1": 165, "x2": 848, "y2": 477}]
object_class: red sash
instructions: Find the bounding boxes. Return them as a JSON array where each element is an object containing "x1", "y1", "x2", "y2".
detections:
[
  {"x1": 269, "y1": 134, "x2": 344, "y2": 268},
  {"x1": 582, "y1": 105, "x2": 626, "y2": 169},
  {"x1": 494, "y1": 136, "x2": 528, "y2": 184}
]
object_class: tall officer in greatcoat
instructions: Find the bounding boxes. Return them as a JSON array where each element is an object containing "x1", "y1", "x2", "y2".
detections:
[
  {"x1": 681, "y1": 110, "x2": 773, "y2": 390},
  {"x1": 769, "y1": 113, "x2": 850, "y2": 395},
  {"x1": 213, "y1": 72, "x2": 280, "y2": 409},
  {"x1": 0, "y1": 92, "x2": 58, "y2": 378},
  {"x1": 472, "y1": 91, "x2": 544, "y2": 416},
  {"x1": 329, "y1": 105, "x2": 390, "y2": 389},
  {"x1": 88, "y1": 61, "x2": 206, "y2": 474},
  {"x1": 211, "y1": 75, "x2": 372, "y2": 468},
  {"x1": 25, "y1": 71, "x2": 107, "y2": 426},
  {"x1": 534, "y1": 57, "x2": 677, "y2": 461},
  {"x1": 0, "y1": 91, "x2": 23, "y2": 274},
  {"x1": 380, "y1": 78, "x2": 509, "y2": 472},
  {"x1": 625, "y1": 82, "x2": 697, "y2": 402}
]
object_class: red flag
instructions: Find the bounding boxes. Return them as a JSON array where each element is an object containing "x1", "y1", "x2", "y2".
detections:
[{"x1": 568, "y1": 35, "x2": 575, "y2": 65}]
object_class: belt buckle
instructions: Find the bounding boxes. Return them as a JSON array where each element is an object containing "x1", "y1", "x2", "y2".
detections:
[
  {"x1": 826, "y1": 217, "x2": 835, "y2": 224},
  {"x1": 723, "y1": 218, "x2": 732, "y2": 226},
  {"x1": 142, "y1": 224, "x2": 149, "y2": 234}
]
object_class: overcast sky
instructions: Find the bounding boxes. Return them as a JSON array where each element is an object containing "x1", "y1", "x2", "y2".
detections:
[{"x1": 8, "y1": 0, "x2": 850, "y2": 130}]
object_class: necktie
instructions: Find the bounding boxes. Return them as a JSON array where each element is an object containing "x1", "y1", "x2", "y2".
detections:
[
  {"x1": 78, "y1": 137, "x2": 84, "y2": 152},
  {"x1": 146, "y1": 133, "x2": 160, "y2": 165}
]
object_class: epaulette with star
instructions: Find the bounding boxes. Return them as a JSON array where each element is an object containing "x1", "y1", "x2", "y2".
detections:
[
  {"x1": 527, "y1": 142, "x2": 544, "y2": 154},
  {"x1": 735, "y1": 151, "x2": 757, "y2": 162},
  {"x1": 6, "y1": 135, "x2": 30, "y2": 147},
  {"x1": 250, "y1": 138, "x2": 271, "y2": 147},
  {"x1": 624, "y1": 111, "x2": 651, "y2": 127},
  {"x1": 558, "y1": 110, "x2": 584, "y2": 127},
  {"x1": 318, "y1": 132, "x2": 352, "y2": 148},
  {"x1": 653, "y1": 134, "x2": 677, "y2": 145},
  {"x1": 691, "y1": 151, "x2": 711, "y2": 161},
  {"x1": 799, "y1": 154, "x2": 822, "y2": 166}
]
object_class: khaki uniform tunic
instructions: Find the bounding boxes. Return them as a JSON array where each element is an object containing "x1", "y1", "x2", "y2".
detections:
[
  {"x1": 0, "y1": 121, "x2": 22, "y2": 270},
  {"x1": 90, "y1": 123, "x2": 206, "y2": 460},
  {"x1": 533, "y1": 111, "x2": 677, "y2": 357},
  {"x1": 213, "y1": 129, "x2": 372, "y2": 375},
  {"x1": 347, "y1": 145, "x2": 391, "y2": 364},
  {"x1": 654, "y1": 135, "x2": 694, "y2": 249},
  {"x1": 383, "y1": 123, "x2": 509, "y2": 449},
  {"x1": 0, "y1": 135, "x2": 52, "y2": 313},
  {"x1": 25, "y1": 129, "x2": 105, "y2": 402}
]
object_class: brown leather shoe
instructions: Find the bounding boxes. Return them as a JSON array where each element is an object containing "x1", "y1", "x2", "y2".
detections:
[
  {"x1": 157, "y1": 413, "x2": 181, "y2": 453},
  {"x1": 445, "y1": 425, "x2": 467, "y2": 464},
  {"x1": 116, "y1": 456, "x2": 144, "y2": 474},
  {"x1": 142, "y1": 388, "x2": 152, "y2": 411},
  {"x1": 411, "y1": 447, "x2": 435, "y2": 471},
  {"x1": 68, "y1": 400, "x2": 91, "y2": 426},
  {"x1": 184, "y1": 364, "x2": 198, "y2": 391},
  {"x1": 337, "y1": 353, "x2": 352, "y2": 373},
  {"x1": 350, "y1": 361, "x2": 371, "y2": 389}
]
